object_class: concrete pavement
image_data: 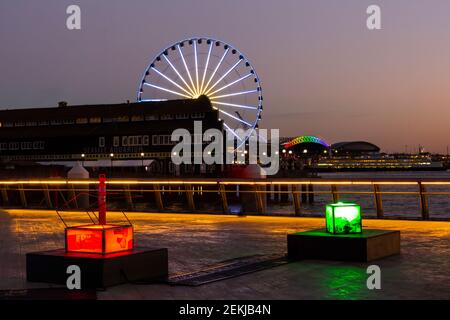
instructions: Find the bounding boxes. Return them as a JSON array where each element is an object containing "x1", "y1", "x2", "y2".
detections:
[{"x1": 1, "y1": 209, "x2": 449, "y2": 299}]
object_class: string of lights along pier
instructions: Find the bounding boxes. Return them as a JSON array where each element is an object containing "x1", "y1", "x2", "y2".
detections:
[{"x1": 137, "y1": 37, "x2": 263, "y2": 146}]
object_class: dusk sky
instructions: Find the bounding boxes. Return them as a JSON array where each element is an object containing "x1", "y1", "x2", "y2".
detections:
[{"x1": 1, "y1": 0, "x2": 450, "y2": 153}]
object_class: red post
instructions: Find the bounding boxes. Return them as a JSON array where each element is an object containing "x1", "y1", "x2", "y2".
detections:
[{"x1": 98, "y1": 174, "x2": 107, "y2": 225}]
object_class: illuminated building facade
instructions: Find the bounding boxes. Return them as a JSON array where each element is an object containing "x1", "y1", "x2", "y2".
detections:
[{"x1": 0, "y1": 96, "x2": 222, "y2": 175}]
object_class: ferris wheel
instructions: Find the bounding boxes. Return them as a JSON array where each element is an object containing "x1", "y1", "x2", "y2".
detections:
[{"x1": 137, "y1": 37, "x2": 263, "y2": 146}]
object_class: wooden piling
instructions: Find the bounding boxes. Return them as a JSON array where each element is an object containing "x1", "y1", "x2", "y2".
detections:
[
  {"x1": 373, "y1": 184, "x2": 384, "y2": 218},
  {"x1": 185, "y1": 184, "x2": 195, "y2": 211},
  {"x1": 274, "y1": 184, "x2": 280, "y2": 202},
  {"x1": 308, "y1": 184, "x2": 314, "y2": 204},
  {"x1": 331, "y1": 185, "x2": 339, "y2": 202},
  {"x1": 43, "y1": 184, "x2": 53, "y2": 209},
  {"x1": 301, "y1": 184, "x2": 307, "y2": 203},
  {"x1": 254, "y1": 185, "x2": 265, "y2": 215},
  {"x1": 19, "y1": 184, "x2": 27, "y2": 208},
  {"x1": 124, "y1": 185, "x2": 134, "y2": 210},
  {"x1": 292, "y1": 185, "x2": 301, "y2": 216},
  {"x1": 280, "y1": 185, "x2": 289, "y2": 203},
  {"x1": 218, "y1": 183, "x2": 229, "y2": 214},
  {"x1": 418, "y1": 182, "x2": 429, "y2": 220},
  {"x1": 153, "y1": 183, "x2": 164, "y2": 211},
  {"x1": 1, "y1": 186, "x2": 9, "y2": 206}
]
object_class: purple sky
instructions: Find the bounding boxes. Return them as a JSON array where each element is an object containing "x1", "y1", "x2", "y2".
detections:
[{"x1": 1, "y1": 0, "x2": 450, "y2": 153}]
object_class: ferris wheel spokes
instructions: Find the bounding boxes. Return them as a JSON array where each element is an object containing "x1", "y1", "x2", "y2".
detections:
[
  {"x1": 209, "y1": 89, "x2": 259, "y2": 100},
  {"x1": 203, "y1": 58, "x2": 243, "y2": 96},
  {"x1": 138, "y1": 37, "x2": 263, "y2": 147},
  {"x1": 207, "y1": 73, "x2": 253, "y2": 97},
  {"x1": 151, "y1": 67, "x2": 194, "y2": 97},
  {"x1": 162, "y1": 54, "x2": 196, "y2": 97},
  {"x1": 177, "y1": 44, "x2": 197, "y2": 97},
  {"x1": 143, "y1": 82, "x2": 191, "y2": 99},
  {"x1": 202, "y1": 48, "x2": 229, "y2": 96},
  {"x1": 218, "y1": 109, "x2": 252, "y2": 127},
  {"x1": 223, "y1": 122, "x2": 243, "y2": 141},
  {"x1": 200, "y1": 42, "x2": 213, "y2": 94},
  {"x1": 210, "y1": 101, "x2": 258, "y2": 110},
  {"x1": 194, "y1": 41, "x2": 199, "y2": 94}
]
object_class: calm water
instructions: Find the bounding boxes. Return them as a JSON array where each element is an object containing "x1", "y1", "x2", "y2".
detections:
[
  {"x1": 321, "y1": 170, "x2": 450, "y2": 180},
  {"x1": 130, "y1": 171, "x2": 450, "y2": 220},
  {"x1": 267, "y1": 171, "x2": 450, "y2": 219}
]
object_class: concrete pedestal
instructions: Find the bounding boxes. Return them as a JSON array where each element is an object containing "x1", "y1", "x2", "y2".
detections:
[
  {"x1": 288, "y1": 229, "x2": 400, "y2": 262},
  {"x1": 26, "y1": 247, "x2": 168, "y2": 288}
]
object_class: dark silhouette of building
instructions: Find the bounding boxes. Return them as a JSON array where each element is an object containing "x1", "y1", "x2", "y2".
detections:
[
  {"x1": 0, "y1": 96, "x2": 222, "y2": 176},
  {"x1": 331, "y1": 141, "x2": 380, "y2": 155}
]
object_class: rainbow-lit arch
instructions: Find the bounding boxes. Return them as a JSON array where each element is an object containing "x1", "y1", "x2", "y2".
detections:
[{"x1": 282, "y1": 135, "x2": 329, "y2": 149}]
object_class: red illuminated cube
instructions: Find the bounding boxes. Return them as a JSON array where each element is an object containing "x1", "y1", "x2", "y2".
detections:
[{"x1": 65, "y1": 224, "x2": 134, "y2": 254}]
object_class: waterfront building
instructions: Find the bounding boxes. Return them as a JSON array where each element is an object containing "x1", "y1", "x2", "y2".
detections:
[
  {"x1": 0, "y1": 96, "x2": 222, "y2": 176},
  {"x1": 281, "y1": 139, "x2": 445, "y2": 172},
  {"x1": 318, "y1": 141, "x2": 444, "y2": 171}
]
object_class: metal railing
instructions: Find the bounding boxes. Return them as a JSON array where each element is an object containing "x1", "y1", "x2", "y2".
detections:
[{"x1": 1, "y1": 178, "x2": 450, "y2": 220}]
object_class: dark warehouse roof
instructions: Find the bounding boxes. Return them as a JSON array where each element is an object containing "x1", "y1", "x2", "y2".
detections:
[{"x1": 0, "y1": 96, "x2": 213, "y2": 122}]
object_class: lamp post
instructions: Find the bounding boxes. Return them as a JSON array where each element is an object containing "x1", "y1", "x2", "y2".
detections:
[
  {"x1": 110, "y1": 153, "x2": 114, "y2": 174},
  {"x1": 98, "y1": 174, "x2": 107, "y2": 225}
]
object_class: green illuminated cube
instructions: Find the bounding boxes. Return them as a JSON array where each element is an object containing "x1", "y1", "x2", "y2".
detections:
[{"x1": 325, "y1": 202, "x2": 362, "y2": 234}]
